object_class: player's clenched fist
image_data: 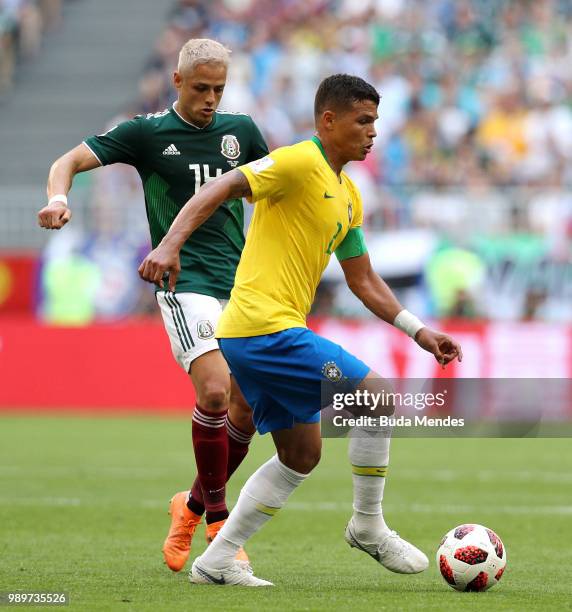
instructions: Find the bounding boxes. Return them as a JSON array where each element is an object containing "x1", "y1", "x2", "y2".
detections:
[
  {"x1": 38, "y1": 201, "x2": 72, "y2": 230},
  {"x1": 138, "y1": 244, "x2": 181, "y2": 292}
]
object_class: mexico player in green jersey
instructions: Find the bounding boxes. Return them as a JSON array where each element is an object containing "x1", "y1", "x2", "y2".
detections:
[{"x1": 37, "y1": 39, "x2": 268, "y2": 572}]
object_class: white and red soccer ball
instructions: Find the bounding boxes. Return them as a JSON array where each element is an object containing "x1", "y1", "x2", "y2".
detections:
[{"x1": 437, "y1": 524, "x2": 507, "y2": 592}]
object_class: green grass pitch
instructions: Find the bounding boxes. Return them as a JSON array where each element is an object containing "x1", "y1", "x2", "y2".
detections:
[{"x1": 1, "y1": 415, "x2": 571, "y2": 611}]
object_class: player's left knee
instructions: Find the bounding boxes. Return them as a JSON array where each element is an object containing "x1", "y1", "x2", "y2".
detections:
[
  {"x1": 278, "y1": 445, "x2": 321, "y2": 474},
  {"x1": 362, "y1": 375, "x2": 396, "y2": 417}
]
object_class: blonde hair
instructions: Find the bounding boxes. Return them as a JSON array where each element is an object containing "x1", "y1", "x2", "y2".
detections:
[{"x1": 177, "y1": 38, "x2": 231, "y2": 72}]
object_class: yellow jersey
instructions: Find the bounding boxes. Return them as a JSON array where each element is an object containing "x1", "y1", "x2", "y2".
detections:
[{"x1": 216, "y1": 137, "x2": 364, "y2": 338}]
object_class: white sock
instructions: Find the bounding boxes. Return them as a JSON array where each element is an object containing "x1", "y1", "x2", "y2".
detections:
[
  {"x1": 200, "y1": 454, "x2": 309, "y2": 569},
  {"x1": 349, "y1": 424, "x2": 391, "y2": 541}
]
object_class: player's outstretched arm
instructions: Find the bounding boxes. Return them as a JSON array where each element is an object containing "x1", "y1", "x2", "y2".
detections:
[
  {"x1": 138, "y1": 169, "x2": 252, "y2": 291},
  {"x1": 340, "y1": 253, "x2": 463, "y2": 367},
  {"x1": 38, "y1": 144, "x2": 101, "y2": 230}
]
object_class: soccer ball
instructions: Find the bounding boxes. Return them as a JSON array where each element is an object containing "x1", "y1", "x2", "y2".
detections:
[{"x1": 437, "y1": 524, "x2": 507, "y2": 592}]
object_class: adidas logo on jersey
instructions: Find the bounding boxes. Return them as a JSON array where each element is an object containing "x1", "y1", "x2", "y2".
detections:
[{"x1": 163, "y1": 144, "x2": 180, "y2": 156}]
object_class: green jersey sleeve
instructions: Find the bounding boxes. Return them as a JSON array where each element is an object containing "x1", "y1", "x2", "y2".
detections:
[
  {"x1": 246, "y1": 116, "x2": 269, "y2": 162},
  {"x1": 84, "y1": 116, "x2": 144, "y2": 166},
  {"x1": 335, "y1": 227, "x2": 368, "y2": 261}
]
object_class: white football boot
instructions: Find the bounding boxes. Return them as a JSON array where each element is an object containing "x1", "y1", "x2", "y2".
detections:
[
  {"x1": 189, "y1": 556, "x2": 274, "y2": 587},
  {"x1": 345, "y1": 517, "x2": 429, "y2": 574}
]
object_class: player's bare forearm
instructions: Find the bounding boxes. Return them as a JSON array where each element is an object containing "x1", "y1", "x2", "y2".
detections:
[
  {"x1": 47, "y1": 144, "x2": 101, "y2": 198},
  {"x1": 341, "y1": 253, "x2": 462, "y2": 366},
  {"x1": 340, "y1": 254, "x2": 403, "y2": 324},
  {"x1": 39, "y1": 144, "x2": 101, "y2": 230},
  {"x1": 160, "y1": 169, "x2": 252, "y2": 250}
]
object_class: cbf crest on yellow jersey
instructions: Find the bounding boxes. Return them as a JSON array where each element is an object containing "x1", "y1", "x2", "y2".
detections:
[{"x1": 216, "y1": 137, "x2": 364, "y2": 338}]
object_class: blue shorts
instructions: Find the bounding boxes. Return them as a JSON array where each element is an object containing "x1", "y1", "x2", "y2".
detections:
[{"x1": 219, "y1": 327, "x2": 370, "y2": 434}]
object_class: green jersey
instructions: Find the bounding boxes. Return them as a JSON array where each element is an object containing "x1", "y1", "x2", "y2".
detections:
[{"x1": 84, "y1": 105, "x2": 268, "y2": 298}]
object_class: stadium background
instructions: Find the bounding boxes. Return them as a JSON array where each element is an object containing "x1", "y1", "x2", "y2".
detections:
[{"x1": 1, "y1": 0, "x2": 571, "y2": 409}]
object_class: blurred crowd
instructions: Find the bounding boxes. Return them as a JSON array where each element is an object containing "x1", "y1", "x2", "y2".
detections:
[
  {"x1": 132, "y1": 0, "x2": 572, "y2": 239},
  {"x1": 137, "y1": 0, "x2": 572, "y2": 189},
  {"x1": 41, "y1": 0, "x2": 572, "y2": 323},
  {"x1": 0, "y1": 0, "x2": 63, "y2": 94}
]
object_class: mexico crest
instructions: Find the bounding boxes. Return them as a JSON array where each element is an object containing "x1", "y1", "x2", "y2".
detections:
[
  {"x1": 322, "y1": 361, "x2": 342, "y2": 382},
  {"x1": 197, "y1": 320, "x2": 215, "y2": 340},
  {"x1": 221, "y1": 134, "x2": 240, "y2": 160}
]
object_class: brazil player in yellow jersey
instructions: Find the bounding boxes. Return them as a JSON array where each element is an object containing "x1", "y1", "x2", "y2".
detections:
[{"x1": 139, "y1": 74, "x2": 463, "y2": 587}]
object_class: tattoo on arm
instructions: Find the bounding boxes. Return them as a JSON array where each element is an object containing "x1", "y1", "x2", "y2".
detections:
[{"x1": 227, "y1": 170, "x2": 252, "y2": 199}]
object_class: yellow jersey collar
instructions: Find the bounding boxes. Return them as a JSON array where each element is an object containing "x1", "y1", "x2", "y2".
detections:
[{"x1": 311, "y1": 136, "x2": 342, "y2": 183}]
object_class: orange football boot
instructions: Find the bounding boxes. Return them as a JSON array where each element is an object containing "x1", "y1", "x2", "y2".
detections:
[
  {"x1": 206, "y1": 519, "x2": 250, "y2": 567},
  {"x1": 163, "y1": 491, "x2": 202, "y2": 572}
]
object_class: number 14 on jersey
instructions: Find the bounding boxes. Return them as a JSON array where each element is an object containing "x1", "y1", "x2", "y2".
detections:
[{"x1": 189, "y1": 164, "x2": 223, "y2": 195}]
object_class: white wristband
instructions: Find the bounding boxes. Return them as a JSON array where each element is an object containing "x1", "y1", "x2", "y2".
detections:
[
  {"x1": 48, "y1": 194, "x2": 68, "y2": 206},
  {"x1": 393, "y1": 309, "x2": 425, "y2": 339}
]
